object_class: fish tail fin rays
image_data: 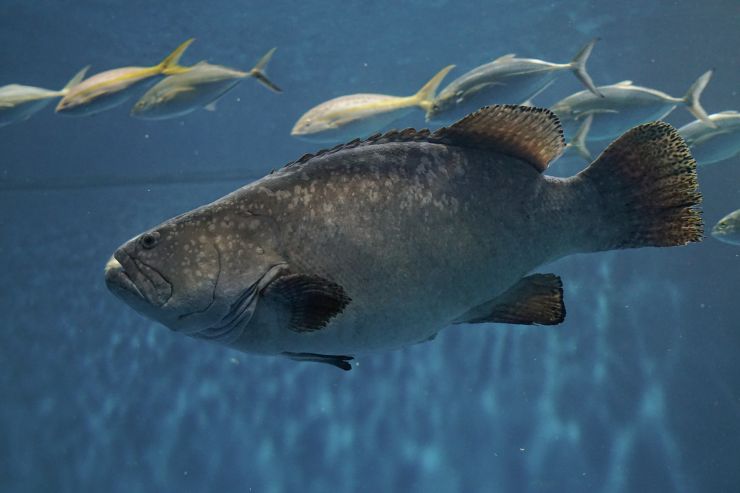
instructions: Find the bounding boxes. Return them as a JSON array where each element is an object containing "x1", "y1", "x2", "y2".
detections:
[
  {"x1": 682, "y1": 69, "x2": 716, "y2": 127},
  {"x1": 249, "y1": 47, "x2": 282, "y2": 93},
  {"x1": 413, "y1": 64, "x2": 456, "y2": 112},
  {"x1": 569, "y1": 38, "x2": 603, "y2": 97},
  {"x1": 576, "y1": 121, "x2": 702, "y2": 251},
  {"x1": 565, "y1": 114, "x2": 593, "y2": 162},
  {"x1": 62, "y1": 65, "x2": 90, "y2": 93},
  {"x1": 157, "y1": 38, "x2": 195, "y2": 75},
  {"x1": 453, "y1": 274, "x2": 565, "y2": 326}
]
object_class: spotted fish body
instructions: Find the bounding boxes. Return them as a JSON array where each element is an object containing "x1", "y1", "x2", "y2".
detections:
[{"x1": 105, "y1": 105, "x2": 702, "y2": 370}]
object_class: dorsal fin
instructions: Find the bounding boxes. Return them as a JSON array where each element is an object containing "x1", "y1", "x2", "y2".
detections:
[
  {"x1": 614, "y1": 80, "x2": 633, "y2": 86},
  {"x1": 430, "y1": 105, "x2": 565, "y2": 172},
  {"x1": 493, "y1": 53, "x2": 517, "y2": 63}
]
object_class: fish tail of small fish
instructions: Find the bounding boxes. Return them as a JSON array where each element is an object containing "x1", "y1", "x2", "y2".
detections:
[
  {"x1": 413, "y1": 64, "x2": 455, "y2": 112},
  {"x1": 573, "y1": 121, "x2": 702, "y2": 252},
  {"x1": 569, "y1": 38, "x2": 603, "y2": 98},
  {"x1": 158, "y1": 38, "x2": 195, "y2": 75},
  {"x1": 565, "y1": 114, "x2": 593, "y2": 162},
  {"x1": 249, "y1": 47, "x2": 282, "y2": 93},
  {"x1": 61, "y1": 65, "x2": 91, "y2": 94},
  {"x1": 682, "y1": 69, "x2": 716, "y2": 127}
]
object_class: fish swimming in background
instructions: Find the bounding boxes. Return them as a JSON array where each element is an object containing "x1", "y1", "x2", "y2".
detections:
[
  {"x1": 678, "y1": 111, "x2": 740, "y2": 166},
  {"x1": 426, "y1": 39, "x2": 602, "y2": 124},
  {"x1": 711, "y1": 209, "x2": 740, "y2": 246},
  {"x1": 105, "y1": 105, "x2": 702, "y2": 371},
  {"x1": 131, "y1": 48, "x2": 282, "y2": 120},
  {"x1": 551, "y1": 70, "x2": 715, "y2": 141},
  {"x1": 290, "y1": 65, "x2": 455, "y2": 143},
  {"x1": 56, "y1": 38, "x2": 194, "y2": 116},
  {"x1": 0, "y1": 67, "x2": 89, "y2": 127}
]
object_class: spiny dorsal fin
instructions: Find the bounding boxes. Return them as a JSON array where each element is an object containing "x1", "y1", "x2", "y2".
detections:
[{"x1": 431, "y1": 105, "x2": 565, "y2": 172}]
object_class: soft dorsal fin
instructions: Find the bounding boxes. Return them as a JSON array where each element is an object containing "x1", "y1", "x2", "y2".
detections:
[
  {"x1": 493, "y1": 53, "x2": 517, "y2": 63},
  {"x1": 431, "y1": 105, "x2": 565, "y2": 172},
  {"x1": 614, "y1": 80, "x2": 633, "y2": 86}
]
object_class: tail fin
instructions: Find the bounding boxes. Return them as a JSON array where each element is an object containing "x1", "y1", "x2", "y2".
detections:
[
  {"x1": 248, "y1": 47, "x2": 282, "y2": 93},
  {"x1": 682, "y1": 69, "x2": 715, "y2": 127},
  {"x1": 158, "y1": 38, "x2": 195, "y2": 75},
  {"x1": 569, "y1": 38, "x2": 603, "y2": 97},
  {"x1": 61, "y1": 65, "x2": 90, "y2": 93},
  {"x1": 413, "y1": 64, "x2": 455, "y2": 112},
  {"x1": 576, "y1": 121, "x2": 702, "y2": 250},
  {"x1": 565, "y1": 114, "x2": 593, "y2": 162}
]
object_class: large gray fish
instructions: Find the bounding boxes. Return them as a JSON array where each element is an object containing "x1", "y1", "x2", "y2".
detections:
[
  {"x1": 552, "y1": 71, "x2": 714, "y2": 141},
  {"x1": 426, "y1": 39, "x2": 602, "y2": 124},
  {"x1": 711, "y1": 209, "x2": 740, "y2": 246},
  {"x1": 104, "y1": 105, "x2": 702, "y2": 371},
  {"x1": 131, "y1": 48, "x2": 281, "y2": 120},
  {"x1": 0, "y1": 67, "x2": 88, "y2": 127},
  {"x1": 679, "y1": 111, "x2": 740, "y2": 166}
]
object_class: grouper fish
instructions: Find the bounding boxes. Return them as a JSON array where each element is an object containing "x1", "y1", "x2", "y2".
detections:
[
  {"x1": 552, "y1": 70, "x2": 715, "y2": 141},
  {"x1": 56, "y1": 38, "x2": 194, "y2": 116},
  {"x1": 131, "y1": 47, "x2": 282, "y2": 120},
  {"x1": 290, "y1": 65, "x2": 455, "y2": 143},
  {"x1": 679, "y1": 111, "x2": 740, "y2": 166},
  {"x1": 0, "y1": 66, "x2": 88, "y2": 127},
  {"x1": 426, "y1": 39, "x2": 602, "y2": 124},
  {"x1": 104, "y1": 105, "x2": 702, "y2": 371}
]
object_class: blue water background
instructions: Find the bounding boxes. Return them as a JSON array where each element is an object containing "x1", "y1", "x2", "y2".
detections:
[{"x1": 1, "y1": 0, "x2": 739, "y2": 491}]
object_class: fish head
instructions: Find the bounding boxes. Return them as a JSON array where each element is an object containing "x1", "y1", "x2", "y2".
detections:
[
  {"x1": 290, "y1": 111, "x2": 339, "y2": 140},
  {"x1": 105, "y1": 205, "x2": 287, "y2": 338},
  {"x1": 424, "y1": 95, "x2": 455, "y2": 122},
  {"x1": 711, "y1": 211, "x2": 740, "y2": 246}
]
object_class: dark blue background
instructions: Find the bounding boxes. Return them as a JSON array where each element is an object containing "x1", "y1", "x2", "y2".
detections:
[{"x1": 1, "y1": 1, "x2": 739, "y2": 491}]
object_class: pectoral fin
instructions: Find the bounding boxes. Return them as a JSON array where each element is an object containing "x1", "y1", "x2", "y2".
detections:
[
  {"x1": 283, "y1": 352, "x2": 354, "y2": 371},
  {"x1": 454, "y1": 273, "x2": 565, "y2": 325},
  {"x1": 265, "y1": 273, "x2": 351, "y2": 332}
]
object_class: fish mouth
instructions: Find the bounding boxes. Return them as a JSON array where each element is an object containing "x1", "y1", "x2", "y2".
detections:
[{"x1": 105, "y1": 249, "x2": 173, "y2": 307}]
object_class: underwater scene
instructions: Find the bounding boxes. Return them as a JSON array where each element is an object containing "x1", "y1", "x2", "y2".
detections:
[{"x1": 1, "y1": 0, "x2": 739, "y2": 491}]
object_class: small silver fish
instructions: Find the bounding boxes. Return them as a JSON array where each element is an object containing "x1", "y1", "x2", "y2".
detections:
[
  {"x1": 56, "y1": 38, "x2": 193, "y2": 116},
  {"x1": 291, "y1": 65, "x2": 454, "y2": 144},
  {"x1": 552, "y1": 70, "x2": 715, "y2": 141},
  {"x1": 427, "y1": 39, "x2": 602, "y2": 123},
  {"x1": 679, "y1": 111, "x2": 740, "y2": 166},
  {"x1": 711, "y1": 209, "x2": 740, "y2": 246},
  {"x1": 0, "y1": 67, "x2": 88, "y2": 127},
  {"x1": 131, "y1": 48, "x2": 281, "y2": 120}
]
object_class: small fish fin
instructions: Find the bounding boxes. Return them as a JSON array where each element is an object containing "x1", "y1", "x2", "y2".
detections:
[
  {"x1": 158, "y1": 38, "x2": 195, "y2": 75},
  {"x1": 265, "y1": 273, "x2": 351, "y2": 333},
  {"x1": 62, "y1": 65, "x2": 90, "y2": 92},
  {"x1": 492, "y1": 53, "x2": 517, "y2": 63},
  {"x1": 716, "y1": 110, "x2": 739, "y2": 115},
  {"x1": 204, "y1": 101, "x2": 218, "y2": 111},
  {"x1": 565, "y1": 114, "x2": 593, "y2": 162},
  {"x1": 682, "y1": 69, "x2": 716, "y2": 127},
  {"x1": 613, "y1": 80, "x2": 633, "y2": 86},
  {"x1": 458, "y1": 81, "x2": 500, "y2": 101},
  {"x1": 249, "y1": 47, "x2": 283, "y2": 93},
  {"x1": 577, "y1": 121, "x2": 702, "y2": 250},
  {"x1": 413, "y1": 64, "x2": 456, "y2": 112},
  {"x1": 569, "y1": 38, "x2": 602, "y2": 97},
  {"x1": 520, "y1": 79, "x2": 556, "y2": 106},
  {"x1": 283, "y1": 352, "x2": 354, "y2": 371},
  {"x1": 578, "y1": 109, "x2": 619, "y2": 117},
  {"x1": 431, "y1": 104, "x2": 565, "y2": 172},
  {"x1": 453, "y1": 274, "x2": 565, "y2": 325}
]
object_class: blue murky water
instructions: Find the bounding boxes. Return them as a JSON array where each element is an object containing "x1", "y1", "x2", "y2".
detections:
[{"x1": 1, "y1": 1, "x2": 739, "y2": 492}]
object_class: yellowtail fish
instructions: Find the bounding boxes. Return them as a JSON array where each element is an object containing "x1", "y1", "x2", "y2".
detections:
[
  {"x1": 56, "y1": 38, "x2": 194, "y2": 116},
  {"x1": 291, "y1": 64, "x2": 455, "y2": 143},
  {"x1": 427, "y1": 39, "x2": 602, "y2": 123},
  {"x1": 0, "y1": 67, "x2": 88, "y2": 127},
  {"x1": 679, "y1": 111, "x2": 740, "y2": 166},
  {"x1": 711, "y1": 209, "x2": 740, "y2": 246},
  {"x1": 131, "y1": 47, "x2": 281, "y2": 120},
  {"x1": 552, "y1": 70, "x2": 715, "y2": 141}
]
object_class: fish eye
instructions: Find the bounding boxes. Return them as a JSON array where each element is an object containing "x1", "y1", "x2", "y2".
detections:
[{"x1": 140, "y1": 232, "x2": 160, "y2": 249}]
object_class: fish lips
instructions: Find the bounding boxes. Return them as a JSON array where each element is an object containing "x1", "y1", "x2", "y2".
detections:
[{"x1": 105, "y1": 249, "x2": 173, "y2": 309}]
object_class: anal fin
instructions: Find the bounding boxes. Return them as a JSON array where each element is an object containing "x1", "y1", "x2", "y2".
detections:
[
  {"x1": 283, "y1": 352, "x2": 354, "y2": 371},
  {"x1": 454, "y1": 273, "x2": 565, "y2": 326}
]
